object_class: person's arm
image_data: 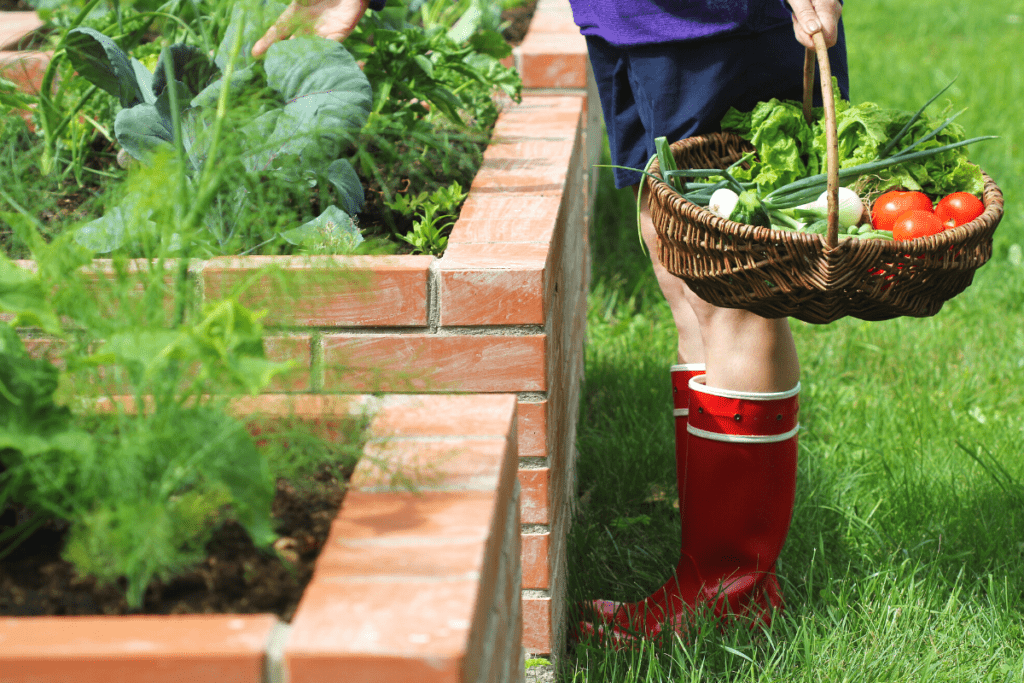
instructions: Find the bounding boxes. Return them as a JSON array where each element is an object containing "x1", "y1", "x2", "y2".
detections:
[
  {"x1": 786, "y1": 0, "x2": 842, "y2": 49},
  {"x1": 252, "y1": 0, "x2": 384, "y2": 58}
]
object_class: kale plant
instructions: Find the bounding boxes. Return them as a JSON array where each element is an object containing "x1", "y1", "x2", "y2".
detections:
[{"x1": 65, "y1": 7, "x2": 372, "y2": 255}]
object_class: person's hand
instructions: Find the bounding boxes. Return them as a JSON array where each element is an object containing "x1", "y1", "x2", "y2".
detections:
[
  {"x1": 788, "y1": 0, "x2": 842, "y2": 49},
  {"x1": 252, "y1": 0, "x2": 370, "y2": 58}
]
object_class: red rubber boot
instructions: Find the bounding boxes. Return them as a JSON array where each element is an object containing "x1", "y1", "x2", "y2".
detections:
[
  {"x1": 578, "y1": 363, "x2": 704, "y2": 644},
  {"x1": 580, "y1": 372, "x2": 800, "y2": 644}
]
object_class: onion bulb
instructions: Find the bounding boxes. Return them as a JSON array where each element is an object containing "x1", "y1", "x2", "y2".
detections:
[
  {"x1": 799, "y1": 187, "x2": 865, "y2": 229},
  {"x1": 708, "y1": 188, "x2": 739, "y2": 220}
]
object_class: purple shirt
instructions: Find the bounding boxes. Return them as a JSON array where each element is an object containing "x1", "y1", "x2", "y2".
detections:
[{"x1": 568, "y1": 0, "x2": 793, "y2": 46}]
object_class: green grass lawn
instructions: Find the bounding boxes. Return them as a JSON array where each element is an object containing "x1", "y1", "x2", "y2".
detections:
[{"x1": 565, "y1": 0, "x2": 1024, "y2": 680}]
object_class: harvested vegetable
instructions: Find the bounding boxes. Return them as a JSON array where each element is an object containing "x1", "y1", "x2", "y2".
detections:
[
  {"x1": 871, "y1": 190, "x2": 933, "y2": 232},
  {"x1": 708, "y1": 188, "x2": 739, "y2": 220},
  {"x1": 794, "y1": 187, "x2": 864, "y2": 230},
  {"x1": 935, "y1": 192, "x2": 985, "y2": 228},
  {"x1": 892, "y1": 209, "x2": 945, "y2": 241},
  {"x1": 648, "y1": 79, "x2": 995, "y2": 243},
  {"x1": 719, "y1": 79, "x2": 989, "y2": 200}
]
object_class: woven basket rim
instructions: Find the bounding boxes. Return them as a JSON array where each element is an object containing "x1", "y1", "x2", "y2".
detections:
[{"x1": 646, "y1": 131, "x2": 1004, "y2": 254}]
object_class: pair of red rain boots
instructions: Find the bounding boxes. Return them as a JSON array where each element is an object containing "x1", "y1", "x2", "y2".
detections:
[{"x1": 580, "y1": 364, "x2": 800, "y2": 643}]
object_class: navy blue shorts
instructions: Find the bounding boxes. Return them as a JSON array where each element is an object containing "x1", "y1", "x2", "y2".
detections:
[{"x1": 587, "y1": 23, "x2": 850, "y2": 189}]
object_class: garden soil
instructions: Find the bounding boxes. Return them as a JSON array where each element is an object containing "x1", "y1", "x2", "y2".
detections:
[
  {"x1": 0, "y1": 465, "x2": 349, "y2": 621},
  {"x1": 501, "y1": 0, "x2": 538, "y2": 46}
]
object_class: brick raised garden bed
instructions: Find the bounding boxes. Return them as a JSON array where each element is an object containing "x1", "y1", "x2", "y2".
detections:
[
  {"x1": 0, "y1": 393, "x2": 524, "y2": 683},
  {"x1": 0, "y1": 0, "x2": 597, "y2": 669}
]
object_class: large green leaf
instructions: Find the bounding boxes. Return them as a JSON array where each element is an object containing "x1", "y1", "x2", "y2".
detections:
[
  {"x1": 245, "y1": 37, "x2": 372, "y2": 171},
  {"x1": 113, "y1": 78, "x2": 190, "y2": 161},
  {"x1": 281, "y1": 205, "x2": 363, "y2": 252},
  {"x1": 152, "y1": 44, "x2": 219, "y2": 100},
  {"x1": 214, "y1": 2, "x2": 287, "y2": 71},
  {"x1": 74, "y1": 202, "x2": 157, "y2": 254},
  {"x1": 129, "y1": 57, "x2": 156, "y2": 105},
  {"x1": 324, "y1": 158, "x2": 364, "y2": 215},
  {"x1": 66, "y1": 27, "x2": 145, "y2": 108}
]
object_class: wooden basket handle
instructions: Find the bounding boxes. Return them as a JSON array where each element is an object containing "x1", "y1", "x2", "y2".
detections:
[{"x1": 802, "y1": 32, "x2": 840, "y2": 248}]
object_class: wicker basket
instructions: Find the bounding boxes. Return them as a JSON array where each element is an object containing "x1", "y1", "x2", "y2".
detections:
[{"x1": 647, "y1": 35, "x2": 1004, "y2": 325}]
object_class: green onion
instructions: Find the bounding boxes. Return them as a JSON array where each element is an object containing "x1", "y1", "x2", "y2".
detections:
[{"x1": 762, "y1": 135, "x2": 997, "y2": 208}]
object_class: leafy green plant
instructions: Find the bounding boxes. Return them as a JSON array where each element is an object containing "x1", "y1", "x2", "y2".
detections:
[
  {"x1": 1, "y1": 0, "x2": 522, "y2": 259},
  {"x1": 347, "y1": 15, "x2": 520, "y2": 236},
  {"x1": 0, "y1": 206, "x2": 365, "y2": 608},
  {"x1": 64, "y1": 9, "x2": 372, "y2": 254},
  {"x1": 386, "y1": 181, "x2": 467, "y2": 256}
]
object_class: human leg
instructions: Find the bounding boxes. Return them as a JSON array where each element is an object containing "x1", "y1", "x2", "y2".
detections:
[
  {"x1": 636, "y1": 187, "x2": 799, "y2": 391},
  {"x1": 580, "y1": 190, "x2": 800, "y2": 642}
]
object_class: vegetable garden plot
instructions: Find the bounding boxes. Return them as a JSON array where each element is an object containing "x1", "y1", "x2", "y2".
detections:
[{"x1": 0, "y1": 0, "x2": 524, "y2": 259}]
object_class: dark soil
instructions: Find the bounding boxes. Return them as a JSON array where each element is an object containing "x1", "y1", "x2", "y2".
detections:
[
  {"x1": 0, "y1": 1, "x2": 33, "y2": 12},
  {"x1": 501, "y1": 0, "x2": 539, "y2": 46},
  {"x1": 0, "y1": 465, "x2": 350, "y2": 622}
]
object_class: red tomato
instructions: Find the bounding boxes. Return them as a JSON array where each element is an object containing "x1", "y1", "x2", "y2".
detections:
[
  {"x1": 871, "y1": 191, "x2": 933, "y2": 232},
  {"x1": 935, "y1": 192, "x2": 984, "y2": 228},
  {"x1": 892, "y1": 210, "x2": 945, "y2": 241}
]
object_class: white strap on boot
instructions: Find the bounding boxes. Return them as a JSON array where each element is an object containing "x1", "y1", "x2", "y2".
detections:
[
  {"x1": 687, "y1": 375, "x2": 801, "y2": 444},
  {"x1": 670, "y1": 363, "x2": 705, "y2": 418}
]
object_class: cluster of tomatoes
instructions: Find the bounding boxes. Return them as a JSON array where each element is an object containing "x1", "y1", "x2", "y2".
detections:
[{"x1": 870, "y1": 190, "x2": 985, "y2": 241}]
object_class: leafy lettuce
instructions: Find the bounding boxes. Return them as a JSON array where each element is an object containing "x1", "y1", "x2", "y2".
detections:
[{"x1": 721, "y1": 93, "x2": 984, "y2": 199}]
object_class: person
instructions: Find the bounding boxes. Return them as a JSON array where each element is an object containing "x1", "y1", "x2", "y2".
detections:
[
  {"x1": 251, "y1": 0, "x2": 384, "y2": 58},
  {"x1": 569, "y1": 0, "x2": 849, "y2": 643}
]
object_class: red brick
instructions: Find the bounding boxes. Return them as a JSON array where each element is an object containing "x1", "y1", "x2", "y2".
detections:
[
  {"x1": 438, "y1": 242, "x2": 549, "y2": 325},
  {"x1": 0, "y1": 12, "x2": 43, "y2": 50},
  {"x1": 448, "y1": 217, "x2": 556, "y2": 245},
  {"x1": 469, "y1": 167, "x2": 567, "y2": 196},
  {"x1": 323, "y1": 489, "x2": 498, "y2": 545},
  {"x1": 519, "y1": 468, "x2": 550, "y2": 525},
  {"x1": 493, "y1": 97, "x2": 583, "y2": 139},
  {"x1": 0, "y1": 615, "x2": 277, "y2": 683},
  {"x1": 522, "y1": 595, "x2": 552, "y2": 654},
  {"x1": 262, "y1": 334, "x2": 312, "y2": 392},
  {"x1": 522, "y1": 533, "x2": 551, "y2": 589},
  {"x1": 0, "y1": 50, "x2": 49, "y2": 100},
  {"x1": 322, "y1": 333, "x2": 547, "y2": 393},
  {"x1": 457, "y1": 194, "x2": 563, "y2": 223},
  {"x1": 370, "y1": 394, "x2": 519, "y2": 439},
  {"x1": 286, "y1": 581, "x2": 475, "y2": 683},
  {"x1": 313, "y1": 538, "x2": 485, "y2": 584},
  {"x1": 200, "y1": 255, "x2": 432, "y2": 327},
  {"x1": 519, "y1": 4, "x2": 579, "y2": 35},
  {"x1": 354, "y1": 438, "x2": 510, "y2": 491},
  {"x1": 519, "y1": 32, "x2": 589, "y2": 89},
  {"x1": 482, "y1": 138, "x2": 576, "y2": 168},
  {"x1": 517, "y1": 400, "x2": 548, "y2": 460}
]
